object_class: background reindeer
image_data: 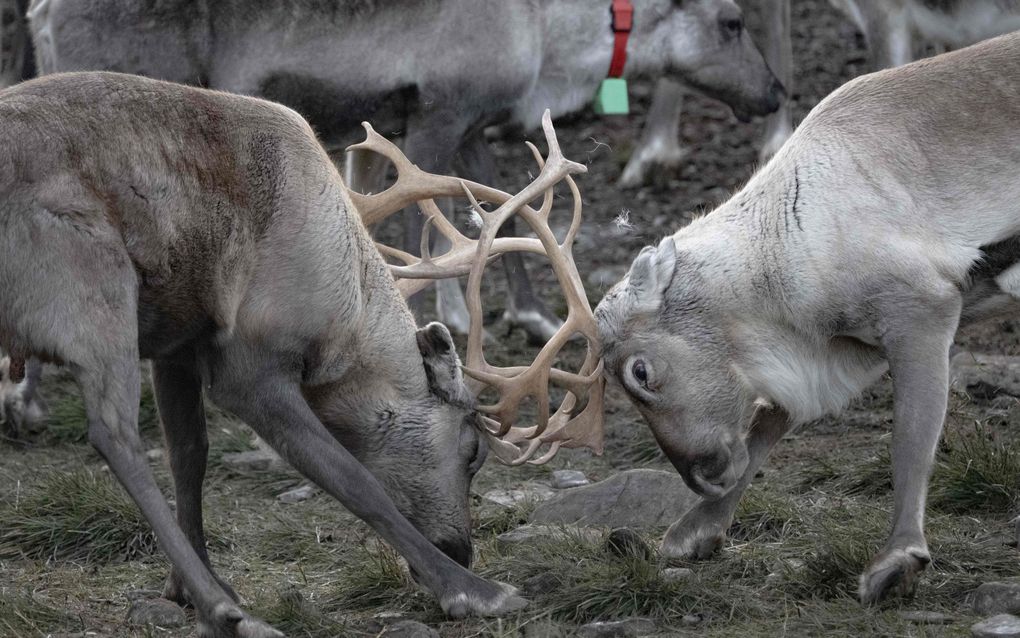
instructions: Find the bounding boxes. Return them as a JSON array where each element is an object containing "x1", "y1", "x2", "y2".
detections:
[
  {"x1": 596, "y1": 32, "x2": 1020, "y2": 605},
  {"x1": 621, "y1": 0, "x2": 1020, "y2": 187},
  {"x1": 26, "y1": 0, "x2": 783, "y2": 344}
]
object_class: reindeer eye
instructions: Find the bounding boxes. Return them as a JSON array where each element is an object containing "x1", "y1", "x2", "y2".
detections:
[{"x1": 632, "y1": 360, "x2": 648, "y2": 385}]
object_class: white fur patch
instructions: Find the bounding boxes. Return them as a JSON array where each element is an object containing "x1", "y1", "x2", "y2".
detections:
[{"x1": 737, "y1": 331, "x2": 887, "y2": 425}]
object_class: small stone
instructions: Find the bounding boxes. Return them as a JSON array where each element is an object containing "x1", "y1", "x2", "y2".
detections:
[
  {"x1": 578, "y1": 617, "x2": 657, "y2": 638},
  {"x1": 483, "y1": 482, "x2": 556, "y2": 508},
  {"x1": 898, "y1": 610, "x2": 952, "y2": 625},
  {"x1": 973, "y1": 614, "x2": 1020, "y2": 637},
  {"x1": 277, "y1": 483, "x2": 317, "y2": 504},
  {"x1": 126, "y1": 598, "x2": 187, "y2": 629},
  {"x1": 374, "y1": 611, "x2": 405, "y2": 621},
  {"x1": 380, "y1": 619, "x2": 440, "y2": 638},
  {"x1": 662, "y1": 567, "x2": 693, "y2": 583},
  {"x1": 523, "y1": 572, "x2": 560, "y2": 596},
  {"x1": 221, "y1": 449, "x2": 288, "y2": 472},
  {"x1": 602, "y1": 528, "x2": 654, "y2": 561},
  {"x1": 681, "y1": 613, "x2": 705, "y2": 627},
  {"x1": 551, "y1": 469, "x2": 590, "y2": 489},
  {"x1": 951, "y1": 352, "x2": 1020, "y2": 400},
  {"x1": 145, "y1": 448, "x2": 163, "y2": 461},
  {"x1": 496, "y1": 524, "x2": 602, "y2": 549},
  {"x1": 975, "y1": 583, "x2": 1020, "y2": 615}
]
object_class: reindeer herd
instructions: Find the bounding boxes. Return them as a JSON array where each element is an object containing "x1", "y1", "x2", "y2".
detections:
[{"x1": 1, "y1": 1, "x2": 1020, "y2": 636}]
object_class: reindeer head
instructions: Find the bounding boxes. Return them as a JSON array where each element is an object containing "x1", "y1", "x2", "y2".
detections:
[
  {"x1": 632, "y1": 0, "x2": 785, "y2": 120},
  {"x1": 595, "y1": 236, "x2": 757, "y2": 499},
  {"x1": 340, "y1": 112, "x2": 605, "y2": 561}
]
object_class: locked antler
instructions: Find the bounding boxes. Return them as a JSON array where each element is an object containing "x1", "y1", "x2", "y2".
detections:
[{"x1": 346, "y1": 110, "x2": 604, "y2": 465}]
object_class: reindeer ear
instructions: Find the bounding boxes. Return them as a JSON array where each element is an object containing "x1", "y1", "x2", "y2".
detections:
[
  {"x1": 416, "y1": 322, "x2": 474, "y2": 407},
  {"x1": 628, "y1": 236, "x2": 677, "y2": 313}
]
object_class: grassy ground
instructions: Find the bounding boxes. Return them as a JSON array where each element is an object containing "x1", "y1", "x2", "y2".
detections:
[{"x1": 2, "y1": 338, "x2": 1019, "y2": 637}]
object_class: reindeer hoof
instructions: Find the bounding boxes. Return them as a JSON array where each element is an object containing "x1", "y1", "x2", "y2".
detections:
[
  {"x1": 858, "y1": 546, "x2": 930, "y2": 605},
  {"x1": 660, "y1": 509, "x2": 727, "y2": 560},
  {"x1": 440, "y1": 580, "x2": 528, "y2": 619},
  {"x1": 197, "y1": 603, "x2": 282, "y2": 638}
]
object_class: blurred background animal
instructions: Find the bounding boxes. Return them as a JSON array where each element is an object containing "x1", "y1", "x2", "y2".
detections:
[
  {"x1": 620, "y1": 0, "x2": 1020, "y2": 187},
  {"x1": 26, "y1": 0, "x2": 782, "y2": 343}
]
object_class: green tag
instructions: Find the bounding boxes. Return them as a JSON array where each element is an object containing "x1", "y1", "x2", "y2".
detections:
[{"x1": 593, "y1": 78, "x2": 629, "y2": 115}]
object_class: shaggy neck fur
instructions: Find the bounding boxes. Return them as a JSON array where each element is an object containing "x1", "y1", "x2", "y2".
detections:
[{"x1": 669, "y1": 154, "x2": 888, "y2": 425}]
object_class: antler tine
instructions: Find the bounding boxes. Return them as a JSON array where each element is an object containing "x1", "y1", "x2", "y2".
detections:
[{"x1": 350, "y1": 111, "x2": 604, "y2": 466}]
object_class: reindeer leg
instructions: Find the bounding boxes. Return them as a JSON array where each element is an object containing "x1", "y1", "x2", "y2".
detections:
[
  {"x1": 402, "y1": 114, "x2": 470, "y2": 326},
  {"x1": 16, "y1": 358, "x2": 46, "y2": 430},
  {"x1": 456, "y1": 130, "x2": 563, "y2": 344},
  {"x1": 206, "y1": 346, "x2": 526, "y2": 618},
  {"x1": 153, "y1": 357, "x2": 240, "y2": 606},
  {"x1": 757, "y1": 0, "x2": 793, "y2": 160},
  {"x1": 618, "y1": 78, "x2": 686, "y2": 188},
  {"x1": 861, "y1": 0, "x2": 912, "y2": 70},
  {"x1": 2, "y1": 186, "x2": 278, "y2": 638},
  {"x1": 858, "y1": 292, "x2": 959, "y2": 604},
  {"x1": 661, "y1": 406, "x2": 792, "y2": 559}
]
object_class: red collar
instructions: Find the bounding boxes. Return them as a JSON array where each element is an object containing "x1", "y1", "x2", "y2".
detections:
[{"x1": 608, "y1": 0, "x2": 633, "y2": 78}]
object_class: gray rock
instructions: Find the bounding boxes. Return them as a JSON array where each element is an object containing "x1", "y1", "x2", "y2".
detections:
[
  {"x1": 531, "y1": 469, "x2": 699, "y2": 528},
  {"x1": 662, "y1": 567, "x2": 693, "y2": 583},
  {"x1": 496, "y1": 524, "x2": 602, "y2": 549},
  {"x1": 126, "y1": 598, "x2": 187, "y2": 629},
  {"x1": 483, "y1": 482, "x2": 557, "y2": 508},
  {"x1": 603, "y1": 528, "x2": 654, "y2": 561},
  {"x1": 973, "y1": 614, "x2": 1020, "y2": 638},
  {"x1": 221, "y1": 449, "x2": 288, "y2": 472},
  {"x1": 681, "y1": 614, "x2": 705, "y2": 627},
  {"x1": 578, "y1": 618, "x2": 657, "y2": 638},
  {"x1": 951, "y1": 352, "x2": 1020, "y2": 401},
  {"x1": 975, "y1": 583, "x2": 1020, "y2": 615},
  {"x1": 278, "y1": 483, "x2": 318, "y2": 504},
  {"x1": 551, "y1": 469, "x2": 590, "y2": 489},
  {"x1": 145, "y1": 448, "x2": 163, "y2": 461},
  {"x1": 380, "y1": 620, "x2": 439, "y2": 638},
  {"x1": 898, "y1": 610, "x2": 952, "y2": 625}
]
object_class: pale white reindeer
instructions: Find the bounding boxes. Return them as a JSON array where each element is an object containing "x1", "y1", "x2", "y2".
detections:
[{"x1": 596, "y1": 32, "x2": 1020, "y2": 604}]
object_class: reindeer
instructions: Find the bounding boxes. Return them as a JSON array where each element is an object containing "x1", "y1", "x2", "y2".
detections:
[
  {"x1": 26, "y1": 0, "x2": 783, "y2": 343},
  {"x1": 621, "y1": 0, "x2": 1020, "y2": 188},
  {"x1": 595, "y1": 32, "x2": 1020, "y2": 604},
  {"x1": 832, "y1": 0, "x2": 1020, "y2": 69},
  {"x1": 0, "y1": 71, "x2": 609, "y2": 636},
  {"x1": 620, "y1": 0, "x2": 792, "y2": 187}
]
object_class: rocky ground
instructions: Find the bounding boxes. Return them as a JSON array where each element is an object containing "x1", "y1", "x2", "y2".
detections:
[{"x1": 4, "y1": 1, "x2": 1020, "y2": 637}]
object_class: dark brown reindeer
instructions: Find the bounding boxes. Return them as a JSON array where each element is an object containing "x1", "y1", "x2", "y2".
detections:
[{"x1": 0, "y1": 72, "x2": 603, "y2": 637}]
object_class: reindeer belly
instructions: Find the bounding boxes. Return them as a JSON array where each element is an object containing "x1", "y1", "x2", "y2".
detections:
[{"x1": 256, "y1": 74, "x2": 417, "y2": 148}]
